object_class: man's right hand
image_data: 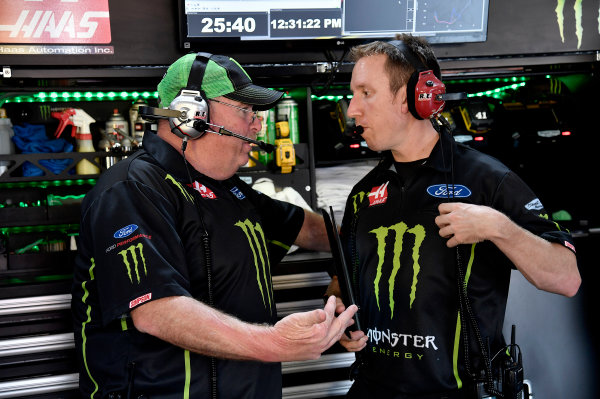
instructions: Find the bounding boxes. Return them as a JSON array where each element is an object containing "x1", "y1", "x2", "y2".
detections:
[
  {"x1": 266, "y1": 296, "x2": 358, "y2": 361},
  {"x1": 324, "y1": 276, "x2": 367, "y2": 352}
]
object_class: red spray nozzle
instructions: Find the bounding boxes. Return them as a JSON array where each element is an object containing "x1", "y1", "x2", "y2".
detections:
[{"x1": 52, "y1": 108, "x2": 77, "y2": 138}]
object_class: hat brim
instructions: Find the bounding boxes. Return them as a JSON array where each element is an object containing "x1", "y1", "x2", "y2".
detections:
[{"x1": 224, "y1": 85, "x2": 284, "y2": 111}]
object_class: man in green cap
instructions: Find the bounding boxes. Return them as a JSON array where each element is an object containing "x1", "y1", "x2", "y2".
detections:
[{"x1": 71, "y1": 52, "x2": 358, "y2": 399}]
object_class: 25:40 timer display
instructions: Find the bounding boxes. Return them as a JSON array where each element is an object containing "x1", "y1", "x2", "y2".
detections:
[
  {"x1": 189, "y1": 12, "x2": 341, "y2": 38},
  {"x1": 200, "y1": 17, "x2": 256, "y2": 33}
]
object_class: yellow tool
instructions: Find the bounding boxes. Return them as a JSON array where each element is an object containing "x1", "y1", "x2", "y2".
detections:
[{"x1": 275, "y1": 120, "x2": 295, "y2": 173}]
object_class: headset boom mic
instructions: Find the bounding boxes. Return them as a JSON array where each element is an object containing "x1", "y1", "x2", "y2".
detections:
[
  {"x1": 139, "y1": 106, "x2": 183, "y2": 120},
  {"x1": 436, "y1": 92, "x2": 468, "y2": 101},
  {"x1": 204, "y1": 123, "x2": 275, "y2": 153},
  {"x1": 193, "y1": 119, "x2": 209, "y2": 132}
]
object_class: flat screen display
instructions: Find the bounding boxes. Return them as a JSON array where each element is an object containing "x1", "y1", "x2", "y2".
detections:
[{"x1": 180, "y1": 0, "x2": 489, "y2": 49}]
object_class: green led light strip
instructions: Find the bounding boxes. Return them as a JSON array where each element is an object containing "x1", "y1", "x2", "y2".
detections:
[
  {"x1": 445, "y1": 76, "x2": 530, "y2": 85},
  {"x1": 311, "y1": 94, "x2": 352, "y2": 101},
  {"x1": 2, "y1": 274, "x2": 74, "y2": 285},
  {"x1": 0, "y1": 178, "x2": 96, "y2": 190},
  {"x1": 468, "y1": 82, "x2": 527, "y2": 99},
  {"x1": 1, "y1": 224, "x2": 79, "y2": 235},
  {"x1": 312, "y1": 83, "x2": 527, "y2": 102},
  {"x1": 4, "y1": 90, "x2": 158, "y2": 103},
  {"x1": 47, "y1": 193, "x2": 86, "y2": 206},
  {"x1": 48, "y1": 194, "x2": 86, "y2": 201},
  {"x1": 311, "y1": 77, "x2": 532, "y2": 102}
]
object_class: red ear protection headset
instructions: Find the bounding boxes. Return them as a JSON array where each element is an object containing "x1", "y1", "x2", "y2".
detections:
[{"x1": 389, "y1": 40, "x2": 447, "y2": 120}]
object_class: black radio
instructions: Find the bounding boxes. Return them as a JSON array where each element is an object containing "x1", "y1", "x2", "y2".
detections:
[{"x1": 474, "y1": 325, "x2": 528, "y2": 399}]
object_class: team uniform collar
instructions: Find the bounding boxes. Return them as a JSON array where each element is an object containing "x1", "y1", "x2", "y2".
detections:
[
  {"x1": 142, "y1": 129, "x2": 215, "y2": 183},
  {"x1": 142, "y1": 129, "x2": 191, "y2": 182},
  {"x1": 381, "y1": 124, "x2": 456, "y2": 174},
  {"x1": 424, "y1": 125, "x2": 456, "y2": 174}
]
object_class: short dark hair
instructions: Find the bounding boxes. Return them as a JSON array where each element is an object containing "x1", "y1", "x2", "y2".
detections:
[{"x1": 349, "y1": 34, "x2": 440, "y2": 96}]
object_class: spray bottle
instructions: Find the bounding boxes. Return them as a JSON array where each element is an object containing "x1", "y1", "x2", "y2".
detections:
[
  {"x1": 106, "y1": 108, "x2": 128, "y2": 141},
  {"x1": 129, "y1": 99, "x2": 148, "y2": 143},
  {"x1": 52, "y1": 108, "x2": 100, "y2": 175}
]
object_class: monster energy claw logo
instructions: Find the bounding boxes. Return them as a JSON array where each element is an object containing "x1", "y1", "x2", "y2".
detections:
[
  {"x1": 165, "y1": 174, "x2": 194, "y2": 203},
  {"x1": 235, "y1": 219, "x2": 273, "y2": 313},
  {"x1": 554, "y1": 0, "x2": 596, "y2": 49},
  {"x1": 118, "y1": 243, "x2": 148, "y2": 284},
  {"x1": 371, "y1": 222, "x2": 425, "y2": 319}
]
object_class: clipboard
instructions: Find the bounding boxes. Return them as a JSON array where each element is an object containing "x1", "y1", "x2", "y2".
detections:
[{"x1": 321, "y1": 206, "x2": 361, "y2": 332}]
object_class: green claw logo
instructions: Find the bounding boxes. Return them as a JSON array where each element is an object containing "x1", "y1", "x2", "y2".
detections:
[
  {"x1": 371, "y1": 222, "x2": 426, "y2": 319},
  {"x1": 350, "y1": 192, "x2": 426, "y2": 318},
  {"x1": 235, "y1": 219, "x2": 274, "y2": 313},
  {"x1": 165, "y1": 174, "x2": 194, "y2": 203},
  {"x1": 118, "y1": 243, "x2": 148, "y2": 284},
  {"x1": 555, "y1": 0, "x2": 587, "y2": 48}
]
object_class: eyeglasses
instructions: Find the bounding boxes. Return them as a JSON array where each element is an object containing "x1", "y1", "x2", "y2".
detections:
[{"x1": 210, "y1": 98, "x2": 259, "y2": 123}]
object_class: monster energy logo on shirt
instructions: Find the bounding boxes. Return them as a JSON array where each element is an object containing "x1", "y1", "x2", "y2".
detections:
[
  {"x1": 370, "y1": 222, "x2": 425, "y2": 318},
  {"x1": 235, "y1": 219, "x2": 274, "y2": 313},
  {"x1": 118, "y1": 243, "x2": 147, "y2": 284},
  {"x1": 165, "y1": 174, "x2": 194, "y2": 203}
]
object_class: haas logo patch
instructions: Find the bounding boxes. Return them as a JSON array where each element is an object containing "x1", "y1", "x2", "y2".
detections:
[{"x1": 369, "y1": 182, "x2": 389, "y2": 206}]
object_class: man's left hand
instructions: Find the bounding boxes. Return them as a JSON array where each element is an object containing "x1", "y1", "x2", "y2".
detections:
[{"x1": 435, "y1": 202, "x2": 497, "y2": 247}]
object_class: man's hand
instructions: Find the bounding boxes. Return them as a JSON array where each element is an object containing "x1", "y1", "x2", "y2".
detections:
[
  {"x1": 324, "y1": 276, "x2": 367, "y2": 352},
  {"x1": 340, "y1": 330, "x2": 368, "y2": 352},
  {"x1": 435, "y1": 202, "x2": 497, "y2": 247},
  {"x1": 268, "y1": 296, "x2": 358, "y2": 361},
  {"x1": 324, "y1": 276, "x2": 346, "y2": 314},
  {"x1": 436, "y1": 202, "x2": 580, "y2": 297}
]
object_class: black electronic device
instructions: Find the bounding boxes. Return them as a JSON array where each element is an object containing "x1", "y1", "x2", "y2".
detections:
[
  {"x1": 321, "y1": 206, "x2": 361, "y2": 332},
  {"x1": 178, "y1": 0, "x2": 490, "y2": 53},
  {"x1": 502, "y1": 325, "x2": 524, "y2": 399}
]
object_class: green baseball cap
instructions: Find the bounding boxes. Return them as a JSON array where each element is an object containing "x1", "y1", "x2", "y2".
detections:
[{"x1": 157, "y1": 53, "x2": 283, "y2": 110}]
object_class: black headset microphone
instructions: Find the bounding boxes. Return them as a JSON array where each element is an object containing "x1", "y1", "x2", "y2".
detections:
[
  {"x1": 139, "y1": 105, "x2": 275, "y2": 153},
  {"x1": 202, "y1": 121, "x2": 275, "y2": 153}
]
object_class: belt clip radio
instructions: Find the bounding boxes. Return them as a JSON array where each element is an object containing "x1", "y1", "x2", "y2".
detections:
[
  {"x1": 475, "y1": 324, "x2": 526, "y2": 399},
  {"x1": 500, "y1": 325, "x2": 524, "y2": 399}
]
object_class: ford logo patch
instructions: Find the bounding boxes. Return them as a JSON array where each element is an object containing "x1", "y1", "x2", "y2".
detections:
[
  {"x1": 427, "y1": 184, "x2": 472, "y2": 199},
  {"x1": 114, "y1": 224, "x2": 138, "y2": 239}
]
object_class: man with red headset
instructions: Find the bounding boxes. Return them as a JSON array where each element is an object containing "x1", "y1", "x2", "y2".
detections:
[{"x1": 329, "y1": 34, "x2": 580, "y2": 398}]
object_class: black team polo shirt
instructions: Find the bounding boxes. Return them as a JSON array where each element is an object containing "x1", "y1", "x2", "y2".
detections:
[
  {"x1": 340, "y1": 129, "x2": 575, "y2": 396},
  {"x1": 72, "y1": 130, "x2": 304, "y2": 399}
]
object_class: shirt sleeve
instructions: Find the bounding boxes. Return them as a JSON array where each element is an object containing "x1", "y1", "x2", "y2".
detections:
[
  {"x1": 492, "y1": 171, "x2": 576, "y2": 254},
  {"x1": 80, "y1": 180, "x2": 193, "y2": 326}
]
